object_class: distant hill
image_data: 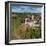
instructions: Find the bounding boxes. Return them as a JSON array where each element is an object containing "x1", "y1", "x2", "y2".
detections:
[{"x1": 12, "y1": 12, "x2": 41, "y2": 16}]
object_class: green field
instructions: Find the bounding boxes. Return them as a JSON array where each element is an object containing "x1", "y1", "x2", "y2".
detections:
[{"x1": 10, "y1": 13, "x2": 41, "y2": 40}]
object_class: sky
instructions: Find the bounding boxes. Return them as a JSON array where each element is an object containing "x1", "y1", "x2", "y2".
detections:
[{"x1": 11, "y1": 4, "x2": 41, "y2": 13}]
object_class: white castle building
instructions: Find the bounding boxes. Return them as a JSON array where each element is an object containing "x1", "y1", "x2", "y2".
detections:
[{"x1": 25, "y1": 15, "x2": 39, "y2": 28}]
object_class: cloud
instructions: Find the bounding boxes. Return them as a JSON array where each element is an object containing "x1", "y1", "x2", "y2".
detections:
[{"x1": 12, "y1": 5, "x2": 41, "y2": 13}]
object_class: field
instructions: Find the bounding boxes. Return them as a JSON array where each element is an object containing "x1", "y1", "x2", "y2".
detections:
[{"x1": 10, "y1": 13, "x2": 41, "y2": 40}]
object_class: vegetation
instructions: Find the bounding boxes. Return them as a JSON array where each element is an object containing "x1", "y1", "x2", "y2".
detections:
[{"x1": 10, "y1": 13, "x2": 41, "y2": 40}]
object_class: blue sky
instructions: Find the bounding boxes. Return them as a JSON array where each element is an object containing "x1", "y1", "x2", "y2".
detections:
[{"x1": 11, "y1": 5, "x2": 41, "y2": 13}]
